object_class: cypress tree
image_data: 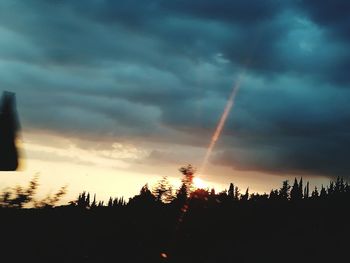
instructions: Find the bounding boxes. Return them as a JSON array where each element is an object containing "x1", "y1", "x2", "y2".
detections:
[
  {"x1": 228, "y1": 183, "x2": 234, "y2": 199},
  {"x1": 91, "y1": 194, "x2": 97, "y2": 208},
  {"x1": 298, "y1": 178, "x2": 303, "y2": 199},
  {"x1": 290, "y1": 178, "x2": 299, "y2": 201},
  {"x1": 108, "y1": 197, "x2": 113, "y2": 207}
]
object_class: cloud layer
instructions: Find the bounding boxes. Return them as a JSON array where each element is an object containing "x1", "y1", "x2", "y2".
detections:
[{"x1": 1, "y1": 0, "x2": 350, "y2": 178}]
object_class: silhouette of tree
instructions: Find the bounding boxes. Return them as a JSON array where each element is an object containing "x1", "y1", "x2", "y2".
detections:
[
  {"x1": 291, "y1": 178, "x2": 299, "y2": 201},
  {"x1": 34, "y1": 185, "x2": 67, "y2": 208},
  {"x1": 299, "y1": 177, "x2": 303, "y2": 199},
  {"x1": 304, "y1": 181, "x2": 310, "y2": 199},
  {"x1": 0, "y1": 175, "x2": 38, "y2": 208},
  {"x1": 345, "y1": 181, "x2": 350, "y2": 195},
  {"x1": 152, "y1": 176, "x2": 173, "y2": 203},
  {"x1": 291, "y1": 178, "x2": 304, "y2": 201},
  {"x1": 279, "y1": 180, "x2": 291, "y2": 201},
  {"x1": 234, "y1": 186, "x2": 240, "y2": 201},
  {"x1": 320, "y1": 185, "x2": 327, "y2": 199},
  {"x1": 108, "y1": 197, "x2": 113, "y2": 207},
  {"x1": 217, "y1": 189, "x2": 228, "y2": 203},
  {"x1": 1, "y1": 174, "x2": 350, "y2": 263},
  {"x1": 335, "y1": 177, "x2": 345, "y2": 196},
  {"x1": 112, "y1": 197, "x2": 125, "y2": 207},
  {"x1": 190, "y1": 188, "x2": 210, "y2": 204},
  {"x1": 269, "y1": 189, "x2": 279, "y2": 200},
  {"x1": 176, "y1": 183, "x2": 188, "y2": 204},
  {"x1": 250, "y1": 192, "x2": 269, "y2": 202},
  {"x1": 311, "y1": 186, "x2": 319, "y2": 199},
  {"x1": 129, "y1": 184, "x2": 156, "y2": 207},
  {"x1": 77, "y1": 191, "x2": 91, "y2": 208},
  {"x1": 86, "y1": 193, "x2": 90, "y2": 207},
  {"x1": 178, "y1": 164, "x2": 196, "y2": 196},
  {"x1": 0, "y1": 175, "x2": 67, "y2": 208},
  {"x1": 241, "y1": 188, "x2": 249, "y2": 201},
  {"x1": 328, "y1": 181, "x2": 335, "y2": 196},
  {"x1": 173, "y1": 164, "x2": 197, "y2": 206},
  {"x1": 91, "y1": 194, "x2": 97, "y2": 208},
  {"x1": 228, "y1": 183, "x2": 234, "y2": 199}
]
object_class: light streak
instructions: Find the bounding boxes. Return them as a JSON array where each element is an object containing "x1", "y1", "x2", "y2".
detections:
[{"x1": 199, "y1": 72, "x2": 245, "y2": 176}]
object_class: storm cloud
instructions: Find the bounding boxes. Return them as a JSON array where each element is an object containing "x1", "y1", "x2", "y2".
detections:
[{"x1": 0, "y1": 0, "x2": 349, "y2": 178}]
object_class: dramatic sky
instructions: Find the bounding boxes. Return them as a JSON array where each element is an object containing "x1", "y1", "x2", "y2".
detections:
[{"x1": 1, "y1": 0, "x2": 349, "y2": 202}]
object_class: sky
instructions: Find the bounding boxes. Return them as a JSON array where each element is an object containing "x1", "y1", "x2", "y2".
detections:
[{"x1": 0, "y1": 0, "x2": 349, "y2": 203}]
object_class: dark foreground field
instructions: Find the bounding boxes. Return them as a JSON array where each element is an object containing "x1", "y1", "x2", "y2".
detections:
[{"x1": 1, "y1": 198, "x2": 349, "y2": 263}]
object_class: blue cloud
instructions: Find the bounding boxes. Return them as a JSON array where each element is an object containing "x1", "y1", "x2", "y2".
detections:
[{"x1": 0, "y1": 0, "x2": 349, "y2": 177}]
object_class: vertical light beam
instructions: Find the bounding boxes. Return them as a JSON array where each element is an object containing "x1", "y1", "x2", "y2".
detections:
[{"x1": 199, "y1": 72, "x2": 245, "y2": 175}]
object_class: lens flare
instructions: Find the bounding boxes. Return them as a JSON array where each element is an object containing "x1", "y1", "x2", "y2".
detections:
[{"x1": 199, "y1": 73, "x2": 245, "y2": 175}]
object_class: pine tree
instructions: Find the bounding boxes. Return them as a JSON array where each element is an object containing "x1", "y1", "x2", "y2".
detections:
[
  {"x1": 176, "y1": 183, "x2": 188, "y2": 203},
  {"x1": 234, "y1": 186, "x2": 240, "y2": 201},
  {"x1": 228, "y1": 183, "x2": 234, "y2": 199},
  {"x1": 279, "y1": 180, "x2": 291, "y2": 201},
  {"x1": 152, "y1": 176, "x2": 173, "y2": 203}
]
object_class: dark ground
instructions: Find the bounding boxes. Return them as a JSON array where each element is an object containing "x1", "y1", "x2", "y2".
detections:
[{"x1": 1, "y1": 199, "x2": 349, "y2": 263}]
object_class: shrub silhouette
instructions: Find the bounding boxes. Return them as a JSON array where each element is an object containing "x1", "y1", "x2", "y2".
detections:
[{"x1": 0, "y1": 175, "x2": 67, "y2": 208}]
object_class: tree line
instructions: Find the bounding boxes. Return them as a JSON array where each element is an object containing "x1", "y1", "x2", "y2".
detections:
[
  {"x1": 1, "y1": 164, "x2": 349, "y2": 209},
  {"x1": 67, "y1": 164, "x2": 350, "y2": 210}
]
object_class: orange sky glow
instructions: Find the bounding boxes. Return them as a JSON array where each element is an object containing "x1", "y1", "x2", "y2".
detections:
[{"x1": 0, "y1": 129, "x2": 330, "y2": 206}]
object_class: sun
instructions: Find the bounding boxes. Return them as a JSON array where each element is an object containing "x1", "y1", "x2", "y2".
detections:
[{"x1": 193, "y1": 177, "x2": 207, "y2": 189}]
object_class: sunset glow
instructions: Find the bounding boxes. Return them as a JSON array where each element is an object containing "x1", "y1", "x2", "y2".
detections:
[{"x1": 193, "y1": 177, "x2": 207, "y2": 189}]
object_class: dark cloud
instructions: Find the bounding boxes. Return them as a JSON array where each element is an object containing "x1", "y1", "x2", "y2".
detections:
[
  {"x1": 295, "y1": 0, "x2": 350, "y2": 85},
  {"x1": 214, "y1": 133, "x2": 350, "y2": 177},
  {"x1": 0, "y1": 0, "x2": 349, "y2": 178},
  {"x1": 299, "y1": 0, "x2": 350, "y2": 41},
  {"x1": 161, "y1": 0, "x2": 286, "y2": 24}
]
